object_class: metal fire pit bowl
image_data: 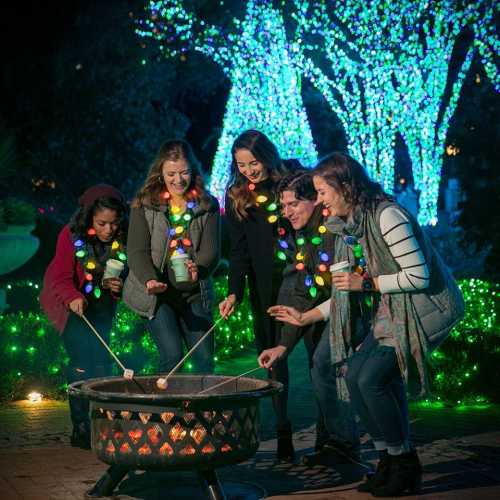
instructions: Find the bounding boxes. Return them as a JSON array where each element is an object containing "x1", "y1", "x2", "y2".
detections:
[{"x1": 69, "y1": 374, "x2": 282, "y2": 499}]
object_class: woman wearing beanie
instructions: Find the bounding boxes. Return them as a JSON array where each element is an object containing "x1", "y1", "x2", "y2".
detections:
[{"x1": 40, "y1": 184, "x2": 128, "y2": 449}]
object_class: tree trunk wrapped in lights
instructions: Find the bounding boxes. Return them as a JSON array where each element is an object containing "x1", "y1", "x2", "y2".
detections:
[{"x1": 136, "y1": 0, "x2": 317, "y2": 203}]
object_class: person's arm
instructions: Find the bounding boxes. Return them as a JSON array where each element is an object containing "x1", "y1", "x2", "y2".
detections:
[
  {"x1": 48, "y1": 226, "x2": 85, "y2": 307},
  {"x1": 195, "y1": 201, "x2": 221, "y2": 280},
  {"x1": 127, "y1": 207, "x2": 159, "y2": 285},
  {"x1": 377, "y1": 207, "x2": 430, "y2": 293},
  {"x1": 225, "y1": 196, "x2": 251, "y2": 303}
]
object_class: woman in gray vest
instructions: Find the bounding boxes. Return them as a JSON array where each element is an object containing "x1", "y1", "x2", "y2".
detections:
[
  {"x1": 266, "y1": 152, "x2": 464, "y2": 496},
  {"x1": 123, "y1": 140, "x2": 220, "y2": 374}
]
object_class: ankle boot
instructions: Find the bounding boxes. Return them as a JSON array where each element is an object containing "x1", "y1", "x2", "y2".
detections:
[
  {"x1": 372, "y1": 449, "x2": 422, "y2": 497},
  {"x1": 357, "y1": 450, "x2": 390, "y2": 492},
  {"x1": 276, "y1": 422, "x2": 295, "y2": 462}
]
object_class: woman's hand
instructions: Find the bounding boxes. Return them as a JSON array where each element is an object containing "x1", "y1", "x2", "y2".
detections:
[
  {"x1": 146, "y1": 280, "x2": 168, "y2": 295},
  {"x1": 69, "y1": 297, "x2": 87, "y2": 316},
  {"x1": 331, "y1": 272, "x2": 364, "y2": 291},
  {"x1": 102, "y1": 277, "x2": 123, "y2": 294},
  {"x1": 258, "y1": 346, "x2": 288, "y2": 369},
  {"x1": 185, "y1": 260, "x2": 198, "y2": 282},
  {"x1": 267, "y1": 305, "x2": 304, "y2": 326},
  {"x1": 219, "y1": 294, "x2": 236, "y2": 319}
]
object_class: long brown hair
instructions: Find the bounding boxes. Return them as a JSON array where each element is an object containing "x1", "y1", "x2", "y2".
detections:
[
  {"x1": 226, "y1": 130, "x2": 289, "y2": 219},
  {"x1": 313, "y1": 152, "x2": 391, "y2": 211},
  {"x1": 132, "y1": 140, "x2": 211, "y2": 209}
]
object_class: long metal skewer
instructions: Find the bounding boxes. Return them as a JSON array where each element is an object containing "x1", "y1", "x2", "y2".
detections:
[
  {"x1": 197, "y1": 366, "x2": 262, "y2": 395},
  {"x1": 156, "y1": 316, "x2": 224, "y2": 389},
  {"x1": 81, "y1": 313, "x2": 146, "y2": 393}
]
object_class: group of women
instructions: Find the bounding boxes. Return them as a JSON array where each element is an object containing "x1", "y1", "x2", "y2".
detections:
[{"x1": 41, "y1": 129, "x2": 464, "y2": 497}]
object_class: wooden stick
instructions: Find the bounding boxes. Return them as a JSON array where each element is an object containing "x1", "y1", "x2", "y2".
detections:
[
  {"x1": 197, "y1": 366, "x2": 262, "y2": 395},
  {"x1": 157, "y1": 316, "x2": 224, "y2": 387}
]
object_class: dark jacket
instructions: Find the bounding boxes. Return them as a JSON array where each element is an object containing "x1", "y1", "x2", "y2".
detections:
[{"x1": 225, "y1": 178, "x2": 288, "y2": 352}]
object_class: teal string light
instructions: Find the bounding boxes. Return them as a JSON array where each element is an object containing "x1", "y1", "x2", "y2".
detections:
[
  {"x1": 292, "y1": 0, "x2": 498, "y2": 225},
  {"x1": 135, "y1": 0, "x2": 317, "y2": 203}
]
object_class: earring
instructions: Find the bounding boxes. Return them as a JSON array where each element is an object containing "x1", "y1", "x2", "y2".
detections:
[{"x1": 158, "y1": 176, "x2": 163, "y2": 184}]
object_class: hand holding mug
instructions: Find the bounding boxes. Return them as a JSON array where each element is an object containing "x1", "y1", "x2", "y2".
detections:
[{"x1": 102, "y1": 277, "x2": 123, "y2": 294}]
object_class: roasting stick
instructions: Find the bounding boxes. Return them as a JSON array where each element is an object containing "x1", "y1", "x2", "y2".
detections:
[
  {"x1": 156, "y1": 316, "x2": 224, "y2": 390},
  {"x1": 81, "y1": 313, "x2": 146, "y2": 393},
  {"x1": 197, "y1": 366, "x2": 262, "y2": 395}
]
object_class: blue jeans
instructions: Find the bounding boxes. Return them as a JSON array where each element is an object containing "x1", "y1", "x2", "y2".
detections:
[
  {"x1": 311, "y1": 322, "x2": 360, "y2": 450},
  {"x1": 148, "y1": 297, "x2": 214, "y2": 373},
  {"x1": 345, "y1": 333, "x2": 410, "y2": 448},
  {"x1": 63, "y1": 310, "x2": 113, "y2": 426}
]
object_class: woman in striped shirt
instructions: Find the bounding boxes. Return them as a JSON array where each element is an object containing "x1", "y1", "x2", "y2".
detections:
[{"x1": 263, "y1": 152, "x2": 463, "y2": 497}]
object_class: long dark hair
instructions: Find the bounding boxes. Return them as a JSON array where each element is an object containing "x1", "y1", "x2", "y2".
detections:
[
  {"x1": 226, "y1": 130, "x2": 289, "y2": 219},
  {"x1": 313, "y1": 152, "x2": 391, "y2": 211},
  {"x1": 132, "y1": 139, "x2": 211, "y2": 209},
  {"x1": 69, "y1": 196, "x2": 128, "y2": 242},
  {"x1": 276, "y1": 170, "x2": 316, "y2": 202}
]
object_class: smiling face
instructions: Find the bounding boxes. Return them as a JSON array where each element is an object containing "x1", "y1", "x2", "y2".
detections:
[
  {"x1": 313, "y1": 175, "x2": 351, "y2": 217},
  {"x1": 162, "y1": 158, "x2": 192, "y2": 197},
  {"x1": 92, "y1": 208, "x2": 119, "y2": 242},
  {"x1": 280, "y1": 190, "x2": 316, "y2": 230},
  {"x1": 234, "y1": 148, "x2": 268, "y2": 184}
]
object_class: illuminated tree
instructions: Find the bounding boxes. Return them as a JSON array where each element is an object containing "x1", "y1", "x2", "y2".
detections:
[
  {"x1": 136, "y1": 0, "x2": 317, "y2": 202},
  {"x1": 293, "y1": 0, "x2": 498, "y2": 225}
]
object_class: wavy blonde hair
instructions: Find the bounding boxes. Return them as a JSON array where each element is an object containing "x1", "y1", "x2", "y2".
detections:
[
  {"x1": 132, "y1": 140, "x2": 211, "y2": 209},
  {"x1": 226, "y1": 130, "x2": 289, "y2": 219}
]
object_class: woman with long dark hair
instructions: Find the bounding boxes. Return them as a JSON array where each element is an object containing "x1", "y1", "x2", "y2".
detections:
[
  {"x1": 41, "y1": 185, "x2": 128, "y2": 449},
  {"x1": 267, "y1": 152, "x2": 464, "y2": 494},
  {"x1": 124, "y1": 139, "x2": 220, "y2": 375},
  {"x1": 218, "y1": 129, "x2": 296, "y2": 461}
]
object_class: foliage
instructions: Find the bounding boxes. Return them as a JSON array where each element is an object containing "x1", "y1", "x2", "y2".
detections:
[{"x1": 0, "y1": 278, "x2": 499, "y2": 407}]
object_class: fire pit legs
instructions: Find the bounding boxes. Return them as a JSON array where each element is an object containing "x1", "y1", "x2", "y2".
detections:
[
  {"x1": 86, "y1": 465, "x2": 129, "y2": 498},
  {"x1": 198, "y1": 469, "x2": 227, "y2": 500}
]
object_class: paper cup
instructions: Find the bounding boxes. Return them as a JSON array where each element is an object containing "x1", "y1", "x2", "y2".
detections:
[
  {"x1": 103, "y1": 259, "x2": 125, "y2": 280},
  {"x1": 171, "y1": 253, "x2": 190, "y2": 282},
  {"x1": 330, "y1": 260, "x2": 351, "y2": 274}
]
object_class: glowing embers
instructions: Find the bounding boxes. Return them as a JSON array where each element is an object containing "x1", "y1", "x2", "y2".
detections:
[
  {"x1": 169, "y1": 422, "x2": 187, "y2": 442},
  {"x1": 161, "y1": 411, "x2": 175, "y2": 424},
  {"x1": 159, "y1": 442, "x2": 174, "y2": 456},
  {"x1": 128, "y1": 427, "x2": 143, "y2": 444},
  {"x1": 201, "y1": 442, "x2": 216, "y2": 454},
  {"x1": 180, "y1": 444, "x2": 196, "y2": 456},
  {"x1": 120, "y1": 442, "x2": 132, "y2": 454},
  {"x1": 147, "y1": 425, "x2": 164, "y2": 446},
  {"x1": 138, "y1": 443, "x2": 152, "y2": 455},
  {"x1": 190, "y1": 424, "x2": 207, "y2": 445}
]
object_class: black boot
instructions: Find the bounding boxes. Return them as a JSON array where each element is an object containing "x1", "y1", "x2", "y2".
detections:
[
  {"x1": 71, "y1": 421, "x2": 91, "y2": 450},
  {"x1": 357, "y1": 450, "x2": 391, "y2": 492},
  {"x1": 372, "y1": 449, "x2": 422, "y2": 497},
  {"x1": 276, "y1": 422, "x2": 295, "y2": 462}
]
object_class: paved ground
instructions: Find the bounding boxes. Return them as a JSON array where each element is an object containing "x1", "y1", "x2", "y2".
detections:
[{"x1": 1, "y1": 342, "x2": 500, "y2": 499}]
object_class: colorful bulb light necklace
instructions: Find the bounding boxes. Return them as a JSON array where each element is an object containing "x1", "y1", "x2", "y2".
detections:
[
  {"x1": 248, "y1": 182, "x2": 288, "y2": 262},
  {"x1": 294, "y1": 209, "x2": 331, "y2": 298},
  {"x1": 74, "y1": 229, "x2": 126, "y2": 299},
  {"x1": 163, "y1": 189, "x2": 197, "y2": 257}
]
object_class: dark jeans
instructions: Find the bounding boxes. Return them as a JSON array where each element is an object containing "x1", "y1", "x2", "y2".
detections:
[
  {"x1": 63, "y1": 310, "x2": 113, "y2": 426},
  {"x1": 310, "y1": 322, "x2": 360, "y2": 450},
  {"x1": 148, "y1": 297, "x2": 214, "y2": 374},
  {"x1": 345, "y1": 333, "x2": 410, "y2": 447}
]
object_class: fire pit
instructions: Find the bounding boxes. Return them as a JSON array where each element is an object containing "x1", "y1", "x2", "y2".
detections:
[{"x1": 69, "y1": 374, "x2": 281, "y2": 499}]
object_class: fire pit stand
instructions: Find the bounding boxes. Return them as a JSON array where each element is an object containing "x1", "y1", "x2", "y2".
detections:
[{"x1": 70, "y1": 374, "x2": 281, "y2": 499}]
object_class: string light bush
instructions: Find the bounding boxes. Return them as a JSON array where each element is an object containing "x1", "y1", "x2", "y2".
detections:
[
  {"x1": 0, "y1": 277, "x2": 255, "y2": 401},
  {"x1": 0, "y1": 278, "x2": 498, "y2": 404}
]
